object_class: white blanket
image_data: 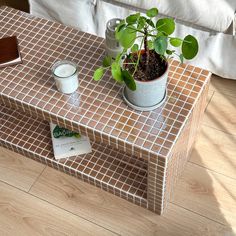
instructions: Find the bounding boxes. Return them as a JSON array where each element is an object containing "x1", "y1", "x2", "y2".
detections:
[{"x1": 103, "y1": 0, "x2": 235, "y2": 32}]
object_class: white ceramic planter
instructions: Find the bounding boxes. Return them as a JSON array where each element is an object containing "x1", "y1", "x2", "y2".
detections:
[{"x1": 124, "y1": 63, "x2": 168, "y2": 111}]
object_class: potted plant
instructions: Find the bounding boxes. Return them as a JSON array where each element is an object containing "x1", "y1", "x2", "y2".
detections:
[{"x1": 93, "y1": 8, "x2": 199, "y2": 111}]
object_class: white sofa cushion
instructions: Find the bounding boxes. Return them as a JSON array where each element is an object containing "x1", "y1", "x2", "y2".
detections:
[
  {"x1": 29, "y1": 0, "x2": 97, "y2": 34},
  {"x1": 103, "y1": 0, "x2": 235, "y2": 32}
]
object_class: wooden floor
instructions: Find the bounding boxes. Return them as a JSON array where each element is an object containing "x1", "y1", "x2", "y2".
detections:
[{"x1": 0, "y1": 75, "x2": 235, "y2": 236}]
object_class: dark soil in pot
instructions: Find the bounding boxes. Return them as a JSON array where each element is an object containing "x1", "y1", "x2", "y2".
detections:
[{"x1": 125, "y1": 50, "x2": 167, "y2": 82}]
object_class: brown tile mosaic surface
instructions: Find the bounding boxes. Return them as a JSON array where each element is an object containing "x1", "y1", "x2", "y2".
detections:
[
  {"x1": 0, "y1": 7, "x2": 211, "y2": 161},
  {"x1": 0, "y1": 80, "x2": 209, "y2": 214},
  {"x1": 0, "y1": 105, "x2": 147, "y2": 206}
]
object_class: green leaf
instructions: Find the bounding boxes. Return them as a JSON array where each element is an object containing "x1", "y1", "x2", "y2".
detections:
[
  {"x1": 74, "y1": 133, "x2": 81, "y2": 138},
  {"x1": 115, "y1": 21, "x2": 126, "y2": 39},
  {"x1": 156, "y1": 32, "x2": 165, "y2": 37},
  {"x1": 131, "y1": 44, "x2": 139, "y2": 53},
  {"x1": 147, "y1": 40, "x2": 154, "y2": 49},
  {"x1": 166, "y1": 49, "x2": 174, "y2": 55},
  {"x1": 126, "y1": 13, "x2": 140, "y2": 24},
  {"x1": 122, "y1": 70, "x2": 136, "y2": 91},
  {"x1": 111, "y1": 62, "x2": 123, "y2": 83},
  {"x1": 115, "y1": 52, "x2": 123, "y2": 63},
  {"x1": 126, "y1": 54, "x2": 132, "y2": 60},
  {"x1": 102, "y1": 56, "x2": 112, "y2": 67},
  {"x1": 146, "y1": 19, "x2": 155, "y2": 28},
  {"x1": 179, "y1": 54, "x2": 184, "y2": 63},
  {"x1": 154, "y1": 36, "x2": 168, "y2": 55},
  {"x1": 115, "y1": 20, "x2": 125, "y2": 33},
  {"x1": 156, "y1": 18, "x2": 175, "y2": 35},
  {"x1": 170, "y1": 37, "x2": 182, "y2": 47},
  {"x1": 137, "y1": 16, "x2": 146, "y2": 30},
  {"x1": 182, "y1": 35, "x2": 199, "y2": 60},
  {"x1": 116, "y1": 26, "x2": 137, "y2": 49},
  {"x1": 93, "y1": 67, "x2": 104, "y2": 81},
  {"x1": 146, "y1": 8, "x2": 158, "y2": 18}
]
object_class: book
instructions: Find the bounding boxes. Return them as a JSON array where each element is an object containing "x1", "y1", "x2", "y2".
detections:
[
  {"x1": 0, "y1": 36, "x2": 22, "y2": 68},
  {"x1": 50, "y1": 123, "x2": 92, "y2": 160}
]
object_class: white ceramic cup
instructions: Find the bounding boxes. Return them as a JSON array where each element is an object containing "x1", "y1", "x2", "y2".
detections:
[{"x1": 52, "y1": 60, "x2": 79, "y2": 94}]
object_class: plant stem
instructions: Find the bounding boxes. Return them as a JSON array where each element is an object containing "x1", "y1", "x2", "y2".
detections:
[
  {"x1": 144, "y1": 27, "x2": 149, "y2": 74},
  {"x1": 126, "y1": 26, "x2": 145, "y2": 34},
  {"x1": 132, "y1": 37, "x2": 144, "y2": 77},
  {"x1": 123, "y1": 62, "x2": 136, "y2": 65}
]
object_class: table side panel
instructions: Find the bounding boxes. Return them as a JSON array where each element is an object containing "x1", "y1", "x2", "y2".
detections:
[
  {"x1": 147, "y1": 80, "x2": 210, "y2": 214},
  {"x1": 164, "y1": 80, "x2": 209, "y2": 212}
]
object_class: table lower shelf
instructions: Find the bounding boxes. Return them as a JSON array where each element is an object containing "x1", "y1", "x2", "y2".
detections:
[{"x1": 0, "y1": 105, "x2": 147, "y2": 207}]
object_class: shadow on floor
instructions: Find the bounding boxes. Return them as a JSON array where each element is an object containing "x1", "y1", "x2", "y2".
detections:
[{"x1": 183, "y1": 149, "x2": 235, "y2": 232}]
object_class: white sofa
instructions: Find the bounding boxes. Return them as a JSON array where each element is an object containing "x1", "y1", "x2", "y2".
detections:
[{"x1": 29, "y1": 0, "x2": 236, "y2": 80}]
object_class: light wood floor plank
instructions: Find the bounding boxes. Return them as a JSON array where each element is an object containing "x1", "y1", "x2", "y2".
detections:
[
  {"x1": 210, "y1": 75, "x2": 236, "y2": 98},
  {"x1": 29, "y1": 166, "x2": 234, "y2": 236},
  {"x1": 203, "y1": 92, "x2": 236, "y2": 134},
  {"x1": 190, "y1": 125, "x2": 236, "y2": 179},
  {"x1": 0, "y1": 147, "x2": 45, "y2": 191},
  {"x1": 154, "y1": 204, "x2": 234, "y2": 236},
  {"x1": 0, "y1": 180, "x2": 115, "y2": 236},
  {"x1": 207, "y1": 90, "x2": 214, "y2": 105},
  {"x1": 172, "y1": 162, "x2": 236, "y2": 228}
]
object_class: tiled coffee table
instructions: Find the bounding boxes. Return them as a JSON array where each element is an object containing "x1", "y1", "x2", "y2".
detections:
[{"x1": 0, "y1": 6, "x2": 211, "y2": 214}]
